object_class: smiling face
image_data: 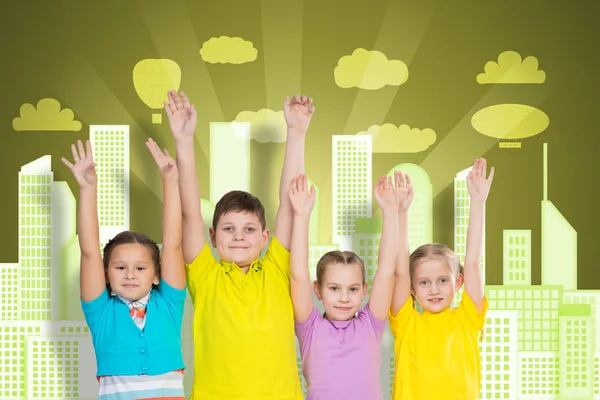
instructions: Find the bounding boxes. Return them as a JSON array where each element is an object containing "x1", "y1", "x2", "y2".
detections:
[
  {"x1": 106, "y1": 243, "x2": 159, "y2": 301},
  {"x1": 411, "y1": 256, "x2": 463, "y2": 313},
  {"x1": 210, "y1": 211, "x2": 269, "y2": 270},
  {"x1": 314, "y1": 262, "x2": 367, "y2": 321}
]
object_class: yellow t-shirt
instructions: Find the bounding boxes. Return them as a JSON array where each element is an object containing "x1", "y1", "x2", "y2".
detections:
[
  {"x1": 186, "y1": 236, "x2": 303, "y2": 400},
  {"x1": 389, "y1": 291, "x2": 488, "y2": 400}
]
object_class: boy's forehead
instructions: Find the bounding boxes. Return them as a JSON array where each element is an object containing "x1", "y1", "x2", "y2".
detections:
[{"x1": 218, "y1": 211, "x2": 260, "y2": 224}]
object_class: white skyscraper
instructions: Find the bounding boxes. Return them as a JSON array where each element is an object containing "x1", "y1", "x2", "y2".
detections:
[
  {"x1": 90, "y1": 125, "x2": 130, "y2": 245},
  {"x1": 18, "y1": 156, "x2": 53, "y2": 321},
  {"x1": 210, "y1": 122, "x2": 251, "y2": 205},
  {"x1": 332, "y1": 135, "x2": 372, "y2": 250}
]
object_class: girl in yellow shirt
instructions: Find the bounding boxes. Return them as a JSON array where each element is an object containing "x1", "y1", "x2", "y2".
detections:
[{"x1": 389, "y1": 158, "x2": 495, "y2": 400}]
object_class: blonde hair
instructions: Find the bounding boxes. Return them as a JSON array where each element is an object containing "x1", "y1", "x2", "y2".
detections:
[
  {"x1": 409, "y1": 243, "x2": 463, "y2": 278},
  {"x1": 316, "y1": 251, "x2": 366, "y2": 286}
]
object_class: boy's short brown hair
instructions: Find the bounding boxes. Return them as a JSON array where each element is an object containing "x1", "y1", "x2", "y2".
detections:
[{"x1": 212, "y1": 190, "x2": 267, "y2": 230}]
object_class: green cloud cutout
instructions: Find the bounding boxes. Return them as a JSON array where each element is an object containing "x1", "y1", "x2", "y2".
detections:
[
  {"x1": 477, "y1": 51, "x2": 546, "y2": 84},
  {"x1": 357, "y1": 124, "x2": 436, "y2": 153},
  {"x1": 334, "y1": 48, "x2": 409, "y2": 90},
  {"x1": 200, "y1": 36, "x2": 258, "y2": 64},
  {"x1": 233, "y1": 109, "x2": 287, "y2": 143},
  {"x1": 13, "y1": 98, "x2": 82, "y2": 131}
]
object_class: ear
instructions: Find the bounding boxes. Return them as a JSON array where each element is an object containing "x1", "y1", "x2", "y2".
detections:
[
  {"x1": 362, "y1": 281, "x2": 368, "y2": 297},
  {"x1": 410, "y1": 284, "x2": 416, "y2": 298},
  {"x1": 454, "y1": 273, "x2": 464, "y2": 292},
  {"x1": 153, "y1": 273, "x2": 160, "y2": 286},
  {"x1": 209, "y1": 227, "x2": 217, "y2": 248},
  {"x1": 261, "y1": 228, "x2": 270, "y2": 247},
  {"x1": 313, "y1": 281, "x2": 322, "y2": 300}
]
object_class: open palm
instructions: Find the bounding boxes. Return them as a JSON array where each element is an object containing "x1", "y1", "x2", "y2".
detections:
[
  {"x1": 374, "y1": 175, "x2": 396, "y2": 212},
  {"x1": 289, "y1": 174, "x2": 316, "y2": 217},
  {"x1": 467, "y1": 158, "x2": 495, "y2": 203},
  {"x1": 61, "y1": 140, "x2": 97, "y2": 188},
  {"x1": 283, "y1": 95, "x2": 315, "y2": 133},
  {"x1": 165, "y1": 90, "x2": 197, "y2": 141},
  {"x1": 392, "y1": 170, "x2": 414, "y2": 213},
  {"x1": 146, "y1": 138, "x2": 178, "y2": 181}
]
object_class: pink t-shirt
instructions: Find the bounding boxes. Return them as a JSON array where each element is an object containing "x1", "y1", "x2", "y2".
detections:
[{"x1": 295, "y1": 304, "x2": 386, "y2": 400}]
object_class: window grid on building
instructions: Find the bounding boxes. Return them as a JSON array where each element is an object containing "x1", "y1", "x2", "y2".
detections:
[
  {"x1": 479, "y1": 313, "x2": 516, "y2": 399},
  {"x1": 28, "y1": 338, "x2": 80, "y2": 398},
  {"x1": 519, "y1": 352, "x2": 559, "y2": 398},
  {"x1": 93, "y1": 130, "x2": 127, "y2": 226},
  {"x1": 486, "y1": 287, "x2": 561, "y2": 351},
  {"x1": 0, "y1": 325, "x2": 41, "y2": 398},
  {"x1": 564, "y1": 319, "x2": 590, "y2": 389},
  {"x1": 332, "y1": 137, "x2": 371, "y2": 241},
  {"x1": 0, "y1": 264, "x2": 19, "y2": 320},
  {"x1": 19, "y1": 172, "x2": 52, "y2": 321}
]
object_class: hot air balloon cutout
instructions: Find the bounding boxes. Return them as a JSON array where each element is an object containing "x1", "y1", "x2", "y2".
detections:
[
  {"x1": 133, "y1": 59, "x2": 181, "y2": 124},
  {"x1": 473, "y1": 51, "x2": 549, "y2": 148}
]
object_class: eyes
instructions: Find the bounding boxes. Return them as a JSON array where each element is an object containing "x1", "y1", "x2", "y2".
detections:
[
  {"x1": 328, "y1": 286, "x2": 361, "y2": 292},
  {"x1": 418, "y1": 278, "x2": 449, "y2": 286},
  {"x1": 223, "y1": 227, "x2": 256, "y2": 233},
  {"x1": 115, "y1": 266, "x2": 147, "y2": 271}
]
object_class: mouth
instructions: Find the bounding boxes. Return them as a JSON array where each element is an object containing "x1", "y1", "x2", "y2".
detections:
[
  {"x1": 229, "y1": 246, "x2": 249, "y2": 249},
  {"x1": 428, "y1": 298, "x2": 443, "y2": 304},
  {"x1": 335, "y1": 306, "x2": 353, "y2": 312},
  {"x1": 123, "y1": 284, "x2": 138, "y2": 288}
]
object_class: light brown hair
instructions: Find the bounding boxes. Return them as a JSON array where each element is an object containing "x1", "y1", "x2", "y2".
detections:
[
  {"x1": 212, "y1": 190, "x2": 267, "y2": 230},
  {"x1": 316, "y1": 250, "x2": 366, "y2": 285}
]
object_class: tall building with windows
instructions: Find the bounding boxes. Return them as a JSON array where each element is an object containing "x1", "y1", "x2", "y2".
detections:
[
  {"x1": 18, "y1": 156, "x2": 53, "y2": 321},
  {"x1": 0, "y1": 263, "x2": 19, "y2": 320},
  {"x1": 352, "y1": 218, "x2": 381, "y2": 295},
  {"x1": 90, "y1": 125, "x2": 130, "y2": 245},
  {"x1": 559, "y1": 304, "x2": 593, "y2": 399},
  {"x1": 503, "y1": 230, "x2": 532, "y2": 285},
  {"x1": 332, "y1": 135, "x2": 372, "y2": 250},
  {"x1": 479, "y1": 310, "x2": 519, "y2": 400}
]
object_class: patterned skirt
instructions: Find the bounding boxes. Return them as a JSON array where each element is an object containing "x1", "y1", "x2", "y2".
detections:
[{"x1": 97, "y1": 370, "x2": 185, "y2": 400}]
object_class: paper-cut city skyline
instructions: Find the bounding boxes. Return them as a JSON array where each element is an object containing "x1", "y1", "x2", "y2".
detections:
[{"x1": 0, "y1": 125, "x2": 597, "y2": 400}]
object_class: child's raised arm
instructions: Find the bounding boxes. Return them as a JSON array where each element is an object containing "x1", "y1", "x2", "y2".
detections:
[
  {"x1": 390, "y1": 171, "x2": 414, "y2": 316},
  {"x1": 165, "y1": 91, "x2": 204, "y2": 264},
  {"x1": 288, "y1": 174, "x2": 316, "y2": 323},
  {"x1": 464, "y1": 158, "x2": 494, "y2": 311},
  {"x1": 146, "y1": 138, "x2": 185, "y2": 289},
  {"x1": 368, "y1": 174, "x2": 398, "y2": 320},
  {"x1": 61, "y1": 140, "x2": 105, "y2": 302},
  {"x1": 275, "y1": 95, "x2": 315, "y2": 250}
]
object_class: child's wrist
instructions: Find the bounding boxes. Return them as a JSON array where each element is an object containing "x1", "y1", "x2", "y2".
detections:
[{"x1": 287, "y1": 127, "x2": 306, "y2": 136}]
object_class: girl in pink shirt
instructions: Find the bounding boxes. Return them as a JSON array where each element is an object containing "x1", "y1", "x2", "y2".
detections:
[{"x1": 288, "y1": 171, "x2": 414, "y2": 400}]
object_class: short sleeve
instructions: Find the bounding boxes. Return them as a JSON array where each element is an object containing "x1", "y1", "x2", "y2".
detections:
[
  {"x1": 81, "y1": 288, "x2": 110, "y2": 332},
  {"x1": 361, "y1": 304, "x2": 386, "y2": 340},
  {"x1": 294, "y1": 307, "x2": 321, "y2": 349},
  {"x1": 261, "y1": 236, "x2": 291, "y2": 281},
  {"x1": 185, "y1": 243, "x2": 216, "y2": 298},
  {"x1": 457, "y1": 291, "x2": 488, "y2": 330},
  {"x1": 388, "y1": 297, "x2": 417, "y2": 342},
  {"x1": 158, "y1": 278, "x2": 187, "y2": 324}
]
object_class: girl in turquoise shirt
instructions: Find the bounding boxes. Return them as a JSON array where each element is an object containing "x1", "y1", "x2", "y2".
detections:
[{"x1": 61, "y1": 137, "x2": 187, "y2": 399}]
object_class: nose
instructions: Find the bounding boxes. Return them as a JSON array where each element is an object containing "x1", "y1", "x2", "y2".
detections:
[
  {"x1": 340, "y1": 290, "x2": 350, "y2": 303},
  {"x1": 125, "y1": 268, "x2": 135, "y2": 279},
  {"x1": 429, "y1": 284, "x2": 439, "y2": 295}
]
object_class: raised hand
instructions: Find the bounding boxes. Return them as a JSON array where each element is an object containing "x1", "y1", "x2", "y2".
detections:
[
  {"x1": 374, "y1": 175, "x2": 396, "y2": 212},
  {"x1": 392, "y1": 170, "x2": 414, "y2": 213},
  {"x1": 288, "y1": 174, "x2": 316, "y2": 217},
  {"x1": 283, "y1": 94, "x2": 315, "y2": 134},
  {"x1": 467, "y1": 158, "x2": 495, "y2": 203},
  {"x1": 146, "y1": 138, "x2": 178, "y2": 181},
  {"x1": 61, "y1": 140, "x2": 97, "y2": 189},
  {"x1": 165, "y1": 90, "x2": 197, "y2": 142}
]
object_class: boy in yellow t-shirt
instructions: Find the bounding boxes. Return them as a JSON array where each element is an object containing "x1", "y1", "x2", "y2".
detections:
[
  {"x1": 390, "y1": 158, "x2": 495, "y2": 400},
  {"x1": 164, "y1": 91, "x2": 315, "y2": 400}
]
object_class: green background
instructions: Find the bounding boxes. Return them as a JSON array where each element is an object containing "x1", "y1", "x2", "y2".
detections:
[{"x1": 0, "y1": 0, "x2": 597, "y2": 288}]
